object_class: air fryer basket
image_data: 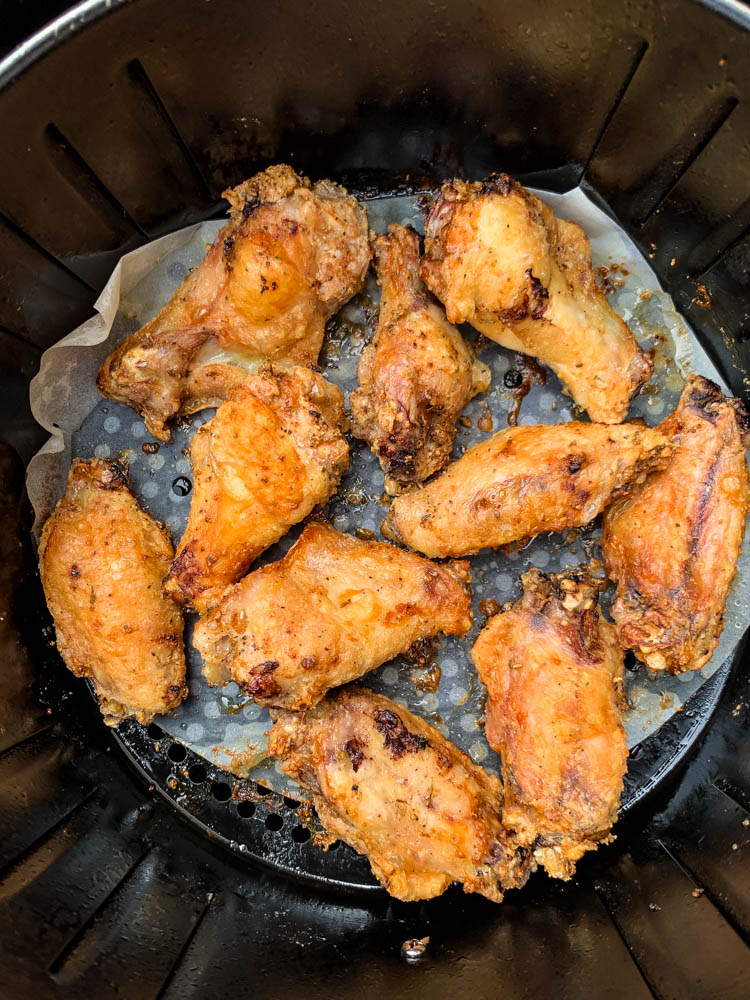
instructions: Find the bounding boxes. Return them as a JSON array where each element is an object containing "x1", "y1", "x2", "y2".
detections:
[{"x1": 1, "y1": 0, "x2": 749, "y2": 996}]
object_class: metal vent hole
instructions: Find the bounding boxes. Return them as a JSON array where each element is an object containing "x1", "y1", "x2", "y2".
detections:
[
  {"x1": 212, "y1": 781, "x2": 232, "y2": 802},
  {"x1": 167, "y1": 742, "x2": 186, "y2": 763}
]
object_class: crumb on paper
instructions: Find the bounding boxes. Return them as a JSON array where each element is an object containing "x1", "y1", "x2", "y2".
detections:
[{"x1": 477, "y1": 402, "x2": 493, "y2": 433}]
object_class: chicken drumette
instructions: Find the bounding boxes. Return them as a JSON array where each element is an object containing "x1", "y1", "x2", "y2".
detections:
[
  {"x1": 472, "y1": 570, "x2": 627, "y2": 880},
  {"x1": 165, "y1": 365, "x2": 349, "y2": 612},
  {"x1": 602, "y1": 375, "x2": 750, "y2": 673},
  {"x1": 39, "y1": 459, "x2": 187, "y2": 725},
  {"x1": 420, "y1": 174, "x2": 653, "y2": 423},
  {"x1": 382, "y1": 419, "x2": 670, "y2": 558},
  {"x1": 269, "y1": 686, "x2": 534, "y2": 901},
  {"x1": 350, "y1": 224, "x2": 490, "y2": 493},
  {"x1": 98, "y1": 165, "x2": 370, "y2": 439},
  {"x1": 193, "y1": 522, "x2": 472, "y2": 709}
]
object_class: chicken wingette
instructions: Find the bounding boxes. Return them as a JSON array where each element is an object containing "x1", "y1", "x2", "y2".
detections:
[
  {"x1": 269, "y1": 686, "x2": 534, "y2": 901},
  {"x1": 602, "y1": 375, "x2": 750, "y2": 673},
  {"x1": 382, "y1": 420, "x2": 671, "y2": 558},
  {"x1": 420, "y1": 174, "x2": 652, "y2": 423},
  {"x1": 98, "y1": 165, "x2": 370, "y2": 439},
  {"x1": 350, "y1": 224, "x2": 489, "y2": 493},
  {"x1": 165, "y1": 365, "x2": 348, "y2": 612},
  {"x1": 472, "y1": 570, "x2": 627, "y2": 880},
  {"x1": 39, "y1": 459, "x2": 186, "y2": 725},
  {"x1": 193, "y1": 522, "x2": 472, "y2": 709}
]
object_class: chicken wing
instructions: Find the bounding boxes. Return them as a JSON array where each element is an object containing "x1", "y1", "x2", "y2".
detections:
[
  {"x1": 471, "y1": 570, "x2": 627, "y2": 880},
  {"x1": 97, "y1": 165, "x2": 370, "y2": 440},
  {"x1": 419, "y1": 174, "x2": 653, "y2": 423},
  {"x1": 193, "y1": 522, "x2": 472, "y2": 709},
  {"x1": 382, "y1": 420, "x2": 671, "y2": 558},
  {"x1": 602, "y1": 375, "x2": 750, "y2": 673},
  {"x1": 164, "y1": 365, "x2": 349, "y2": 612},
  {"x1": 269, "y1": 686, "x2": 533, "y2": 901},
  {"x1": 38, "y1": 459, "x2": 187, "y2": 725},
  {"x1": 350, "y1": 225, "x2": 490, "y2": 493}
]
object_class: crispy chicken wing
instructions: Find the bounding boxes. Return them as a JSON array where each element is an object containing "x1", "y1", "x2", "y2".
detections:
[
  {"x1": 38, "y1": 459, "x2": 186, "y2": 725},
  {"x1": 350, "y1": 225, "x2": 490, "y2": 493},
  {"x1": 165, "y1": 365, "x2": 349, "y2": 612},
  {"x1": 420, "y1": 174, "x2": 653, "y2": 423},
  {"x1": 269, "y1": 686, "x2": 533, "y2": 901},
  {"x1": 193, "y1": 522, "x2": 472, "y2": 709},
  {"x1": 471, "y1": 570, "x2": 627, "y2": 880},
  {"x1": 602, "y1": 375, "x2": 750, "y2": 673},
  {"x1": 382, "y1": 420, "x2": 671, "y2": 558},
  {"x1": 97, "y1": 165, "x2": 370, "y2": 439}
]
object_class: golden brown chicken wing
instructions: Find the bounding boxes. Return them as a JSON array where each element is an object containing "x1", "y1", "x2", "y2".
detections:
[
  {"x1": 97, "y1": 165, "x2": 370, "y2": 440},
  {"x1": 602, "y1": 375, "x2": 750, "y2": 674},
  {"x1": 350, "y1": 225, "x2": 490, "y2": 493},
  {"x1": 471, "y1": 570, "x2": 627, "y2": 880},
  {"x1": 193, "y1": 522, "x2": 472, "y2": 709},
  {"x1": 419, "y1": 174, "x2": 653, "y2": 423},
  {"x1": 38, "y1": 459, "x2": 187, "y2": 725},
  {"x1": 164, "y1": 365, "x2": 349, "y2": 612},
  {"x1": 269, "y1": 686, "x2": 533, "y2": 901},
  {"x1": 382, "y1": 419, "x2": 671, "y2": 558}
]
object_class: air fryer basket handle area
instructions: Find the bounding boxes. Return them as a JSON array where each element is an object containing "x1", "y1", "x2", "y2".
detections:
[{"x1": 0, "y1": 1, "x2": 749, "y2": 997}]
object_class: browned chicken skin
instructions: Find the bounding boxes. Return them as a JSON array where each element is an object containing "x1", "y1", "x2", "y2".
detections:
[
  {"x1": 269, "y1": 686, "x2": 534, "y2": 901},
  {"x1": 350, "y1": 225, "x2": 490, "y2": 493},
  {"x1": 164, "y1": 365, "x2": 349, "y2": 612},
  {"x1": 193, "y1": 522, "x2": 472, "y2": 709},
  {"x1": 602, "y1": 375, "x2": 750, "y2": 673},
  {"x1": 382, "y1": 419, "x2": 671, "y2": 558},
  {"x1": 420, "y1": 174, "x2": 653, "y2": 423},
  {"x1": 471, "y1": 570, "x2": 627, "y2": 880},
  {"x1": 97, "y1": 165, "x2": 370, "y2": 439},
  {"x1": 38, "y1": 459, "x2": 187, "y2": 725}
]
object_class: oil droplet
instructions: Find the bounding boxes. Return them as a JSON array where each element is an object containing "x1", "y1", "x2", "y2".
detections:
[{"x1": 401, "y1": 937, "x2": 429, "y2": 962}]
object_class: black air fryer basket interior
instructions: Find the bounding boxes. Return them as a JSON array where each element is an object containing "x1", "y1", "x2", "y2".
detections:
[{"x1": 1, "y1": 1, "x2": 749, "y2": 997}]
